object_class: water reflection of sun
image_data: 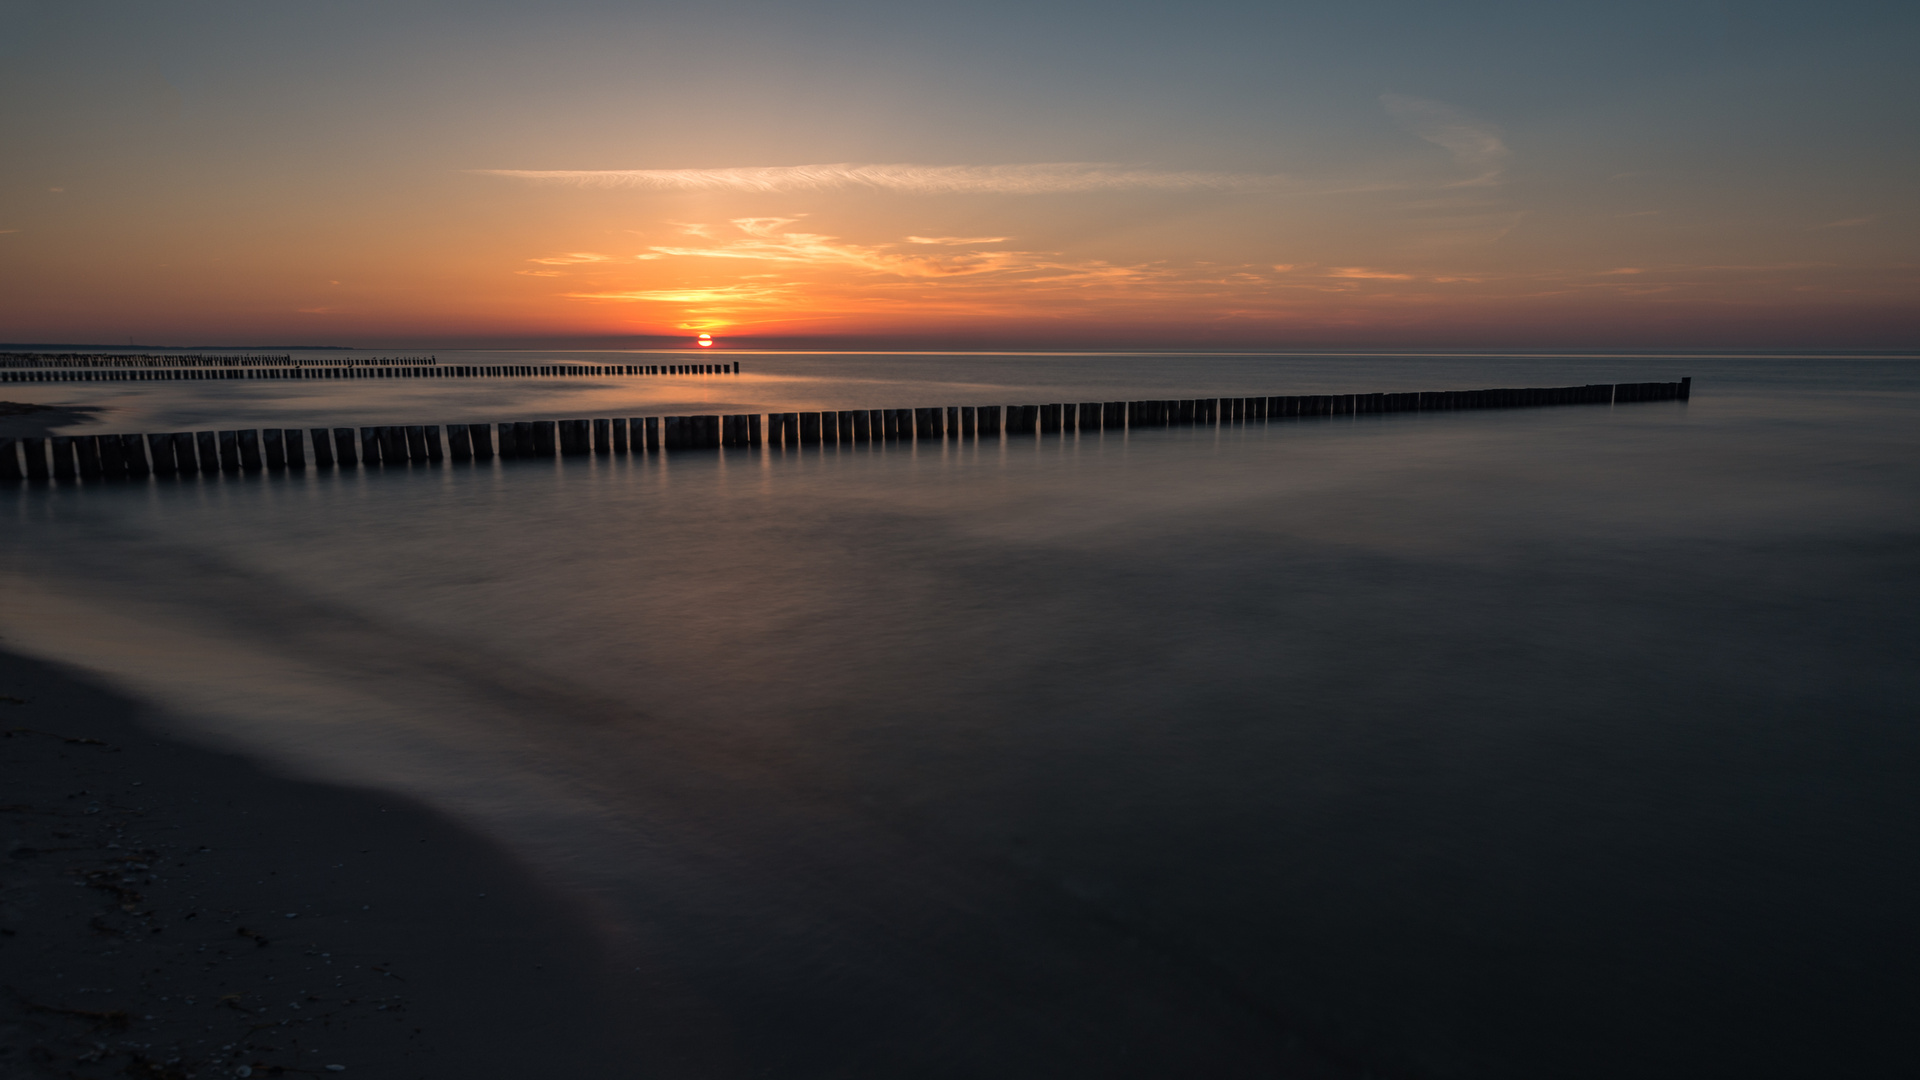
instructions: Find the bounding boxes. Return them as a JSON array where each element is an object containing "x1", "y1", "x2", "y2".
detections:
[{"x1": 697, "y1": 333, "x2": 713, "y2": 348}]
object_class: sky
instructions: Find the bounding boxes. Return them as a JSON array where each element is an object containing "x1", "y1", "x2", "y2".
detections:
[{"x1": 0, "y1": 0, "x2": 1915, "y2": 350}]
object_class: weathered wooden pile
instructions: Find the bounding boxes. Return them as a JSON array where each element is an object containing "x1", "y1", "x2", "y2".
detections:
[{"x1": 0, "y1": 377, "x2": 1689, "y2": 482}]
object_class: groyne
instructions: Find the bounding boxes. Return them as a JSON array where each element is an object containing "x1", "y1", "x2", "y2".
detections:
[
  {"x1": 0, "y1": 360, "x2": 741, "y2": 382},
  {"x1": 1, "y1": 378, "x2": 1688, "y2": 482}
]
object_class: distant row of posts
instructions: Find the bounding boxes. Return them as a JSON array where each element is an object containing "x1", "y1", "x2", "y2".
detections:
[
  {"x1": 0, "y1": 379, "x2": 1689, "y2": 483},
  {"x1": 0, "y1": 361, "x2": 741, "y2": 383}
]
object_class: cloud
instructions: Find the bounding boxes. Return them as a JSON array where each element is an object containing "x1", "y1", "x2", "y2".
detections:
[
  {"x1": 527, "y1": 252, "x2": 615, "y2": 265},
  {"x1": 1601, "y1": 267, "x2": 1644, "y2": 275},
  {"x1": 475, "y1": 162, "x2": 1272, "y2": 195},
  {"x1": 640, "y1": 217, "x2": 1040, "y2": 278},
  {"x1": 1329, "y1": 267, "x2": 1414, "y2": 280},
  {"x1": 567, "y1": 283, "x2": 794, "y2": 305},
  {"x1": 1380, "y1": 94, "x2": 1510, "y2": 186},
  {"x1": 906, "y1": 236, "x2": 1009, "y2": 245}
]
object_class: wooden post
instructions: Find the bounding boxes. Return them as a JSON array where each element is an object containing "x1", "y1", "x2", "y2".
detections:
[
  {"x1": 446, "y1": 424, "x2": 471, "y2": 460},
  {"x1": 559, "y1": 419, "x2": 586, "y2": 455},
  {"x1": 959, "y1": 406, "x2": 976, "y2": 436},
  {"x1": 424, "y1": 426, "x2": 444, "y2": 461},
  {"x1": 263, "y1": 428, "x2": 286, "y2": 469},
  {"x1": 75, "y1": 435, "x2": 103, "y2": 477},
  {"x1": 163, "y1": 432, "x2": 191, "y2": 472},
  {"x1": 531, "y1": 420, "x2": 557, "y2": 455},
  {"x1": 663, "y1": 416, "x2": 685, "y2": 449},
  {"x1": 593, "y1": 418, "x2": 611, "y2": 453},
  {"x1": 358, "y1": 427, "x2": 381, "y2": 463},
  {"x1": 946, "y1": 406, "x2": 959, "y2": 436},
  {"x1": 1078, "y1": 402, "x2": 1101, "y2": 431},
  {"x1": 239, "y1": 429, "x2": 263, "y2": 469},
  {"x1": 821, "y1": 410, "x2": 840, "y2": 443},
  {"x1": 642, "y1": 417, "x2": 659, "y2": 451},
  {"x1": 979, "y1": 405, "x2": 1002, "y2": 436},
  {"x1": 119, "y1": 434, "x2": 150, "y2": 476},
  {"x1": 50, "y1": 436, "x2": 77, "y2": 479},
  {"x1": 97, "y1": 433, "x2": 126, "y2": 475},
  {"x1": 22, "y1": 437, "x2": 47, "y2": 479},
  {"x1": 200, "y1": 431, "x2": 224, "y2": 472},
  {"x1": 800, "y1": 412, "x2": 822, "y2": 444},
  {"x1": 1679, "y1": 377, "x2": 1692, "y2": 400},
  {"x1": 382, "y1": 426, "x2": 407, "y2": 462},
  {"x1": 611, "y1": 418, "x2": 629, "y2": 452},
  {"x1": 0, "y1": 437, "x2": 18, "y2": 482},
  {"x1": 324, "y1": 428, "x2": 350, "y2": 466}
]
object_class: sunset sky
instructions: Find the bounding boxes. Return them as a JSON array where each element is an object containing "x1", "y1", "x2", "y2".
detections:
[{"x1": 2, "y1": 0, "x2": 1914, "y2": 349}]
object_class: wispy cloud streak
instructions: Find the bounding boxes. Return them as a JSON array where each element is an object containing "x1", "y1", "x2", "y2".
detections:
[
  {"x1": 1380, "y1": 94, "x2": 1510, "y2": 187},
  {"x1": 476, "y1": 162, "x2": 1273, "y2": 195}
]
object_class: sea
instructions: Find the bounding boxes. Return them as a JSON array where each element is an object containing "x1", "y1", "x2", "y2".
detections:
[{"x1": 3, "y1": 350, "x2": 1917, "y2": 1078}]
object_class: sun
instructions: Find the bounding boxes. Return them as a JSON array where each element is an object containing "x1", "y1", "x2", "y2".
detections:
[{"x1": 697, "y1": 333, "x2": 713, "y2": 347}]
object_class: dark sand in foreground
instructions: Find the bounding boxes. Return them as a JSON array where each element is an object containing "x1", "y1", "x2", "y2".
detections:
[{"x1": 0, "y1": 649, "x2": 621, "y2": 1079}]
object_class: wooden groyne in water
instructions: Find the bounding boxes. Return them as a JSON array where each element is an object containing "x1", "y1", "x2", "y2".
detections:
[
  {"x1": 0, "y1": 378, "x2": 1688, "y2": 482},
  {"x1": 0, "y1": 359, "x2": 741, "y2": 383}
]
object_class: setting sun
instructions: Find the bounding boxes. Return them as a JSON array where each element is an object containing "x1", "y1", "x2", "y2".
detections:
[{"x1": 697, "y1": 333, "x2": 714, "y2": 347}]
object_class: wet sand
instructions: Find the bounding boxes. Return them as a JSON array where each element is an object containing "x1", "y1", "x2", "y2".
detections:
[
  {"x1": 0, "y1": 649, "x2": 622, "y2": 1079},
  {"x1": 0, "y1": 401, "x2": 106, "y2": 438}
]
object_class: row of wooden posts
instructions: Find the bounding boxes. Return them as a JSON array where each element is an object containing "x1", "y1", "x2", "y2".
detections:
[
  {"x1": 0, "y1": 379, "x2": 1689, "y2": 482},
  {"x1": 0, "y1": 353, "x2": 300, "y2": 368},
  {"x1": 0, "y1": 361, "x2": 741, "y2": 383}
]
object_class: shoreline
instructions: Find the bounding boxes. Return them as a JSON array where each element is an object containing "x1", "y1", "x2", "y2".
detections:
[{"x1": 0, "y1": 648, "x2": 622, "y2": 1079}]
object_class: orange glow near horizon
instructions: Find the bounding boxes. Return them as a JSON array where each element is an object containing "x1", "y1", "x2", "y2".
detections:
[{"x1": 0, "y1": 8, "x2": 1914, "y2": 349}]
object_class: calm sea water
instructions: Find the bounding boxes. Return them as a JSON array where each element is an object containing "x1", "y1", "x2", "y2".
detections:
[{"x1": 5, "y1": 351, "x2": 1918, "y2": 1077}]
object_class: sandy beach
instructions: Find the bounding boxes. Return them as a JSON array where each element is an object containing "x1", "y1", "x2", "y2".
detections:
[{"x1": 0, "y1": 649, "x2": 621, "y2": 1079}]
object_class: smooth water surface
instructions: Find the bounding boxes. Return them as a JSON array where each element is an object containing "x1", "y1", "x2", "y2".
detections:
[{"x1": 4, "y1": 353, "x2": 1918, "y2": 1077}]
